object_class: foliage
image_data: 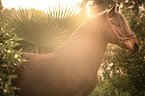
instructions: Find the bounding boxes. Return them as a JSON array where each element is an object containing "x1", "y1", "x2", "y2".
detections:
[
  {"x1": 0, "y1": 21, "x2": 26, "y2": 96},
  {"x1": 79, "y1": 0, "x2": 145, "y2": 16},
  {"x1": 100, "y1": 43, "x2": 145, "y2": 95},
  {"x1": 89, "y1": 80, "x2": 132, "y2": 96},
  {"x1": 0, "y1": 0, "x2": 3, "y2": 11},
  {"x1": 4, "y1": 5, "x2": 88, "y2": 53}
]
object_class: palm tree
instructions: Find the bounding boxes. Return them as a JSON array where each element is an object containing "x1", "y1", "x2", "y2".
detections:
[{"x1": 5, "y1": 4, "x2": 88, "y2": 53}]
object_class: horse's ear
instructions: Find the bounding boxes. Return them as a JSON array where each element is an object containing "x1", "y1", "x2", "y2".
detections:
[{"x1": 107, "y1": 4, "x2": 116, "y2": 18}]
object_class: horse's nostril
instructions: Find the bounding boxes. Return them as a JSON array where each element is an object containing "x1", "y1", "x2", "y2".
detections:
[{"x1": 134, "y1": 43, "x2": 139, "y2": 52}]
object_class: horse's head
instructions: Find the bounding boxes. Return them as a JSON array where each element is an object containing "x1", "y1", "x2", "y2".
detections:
[{"x1": 106, "y1": 4, "x2": 139, "y2": 54}]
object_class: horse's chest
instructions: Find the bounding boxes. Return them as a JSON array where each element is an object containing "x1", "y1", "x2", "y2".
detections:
[{"x1": 61, "y1": 69, "x2": 96, "y2": 96}]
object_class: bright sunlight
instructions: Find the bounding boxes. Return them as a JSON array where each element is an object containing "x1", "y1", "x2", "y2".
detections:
[{"x1": 2, "y1": 0, "x2": 82, "y2": 11}]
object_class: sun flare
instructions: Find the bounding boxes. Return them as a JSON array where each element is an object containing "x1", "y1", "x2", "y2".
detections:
[{"x1": 2, "y1": 0, "x2": 82, "y2": 11}]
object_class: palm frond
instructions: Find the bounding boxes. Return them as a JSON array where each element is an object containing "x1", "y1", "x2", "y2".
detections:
[{"x1": 5, "y1": 4, "x2": 88, "y2": 53}]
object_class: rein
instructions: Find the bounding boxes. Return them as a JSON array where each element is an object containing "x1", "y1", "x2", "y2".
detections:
[{"x1": 106, "y1": 15, "x2": 136, "y2": 44}]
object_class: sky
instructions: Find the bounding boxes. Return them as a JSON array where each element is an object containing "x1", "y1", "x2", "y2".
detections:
[{"x1": 2, "y1": 0, "x2": 82, "y2": 11}]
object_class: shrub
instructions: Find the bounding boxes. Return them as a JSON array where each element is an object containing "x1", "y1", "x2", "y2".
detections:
[
  {"x1": 89, "y1": 80, "x2": 131, "y2": 96},
  {"x1": 0, "y1": 21, "x2": 26, "y2": 96}
]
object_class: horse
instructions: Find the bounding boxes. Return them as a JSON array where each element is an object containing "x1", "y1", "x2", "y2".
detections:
[{"x1": 13, "y1": 4, "x2": 139, "y2": 96}]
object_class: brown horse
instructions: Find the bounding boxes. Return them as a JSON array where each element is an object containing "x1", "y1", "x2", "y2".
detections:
[{"x1": 13, "y1": 4, "x2": 139, "y2": 96}]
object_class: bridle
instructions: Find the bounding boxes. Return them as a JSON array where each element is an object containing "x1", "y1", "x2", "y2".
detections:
[
  {"x1": 118, "y1": 34, "x2": 136, "y2": 44},
  {"x1": 107, "y1": 15, "x2": 136, "y2": 45}
]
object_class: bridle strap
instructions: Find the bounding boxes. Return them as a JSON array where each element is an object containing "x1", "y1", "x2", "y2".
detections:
[
  {"x1": 119, "y1": 34, "x2": 136, "y2": 43},
  {"x1": 107, "y1": 17, "x2": 121, "y2": 38}
]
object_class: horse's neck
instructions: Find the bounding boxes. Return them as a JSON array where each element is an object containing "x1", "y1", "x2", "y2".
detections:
[{"x1": 54, "y1": 15, "x2": 107, "y2": 70}]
